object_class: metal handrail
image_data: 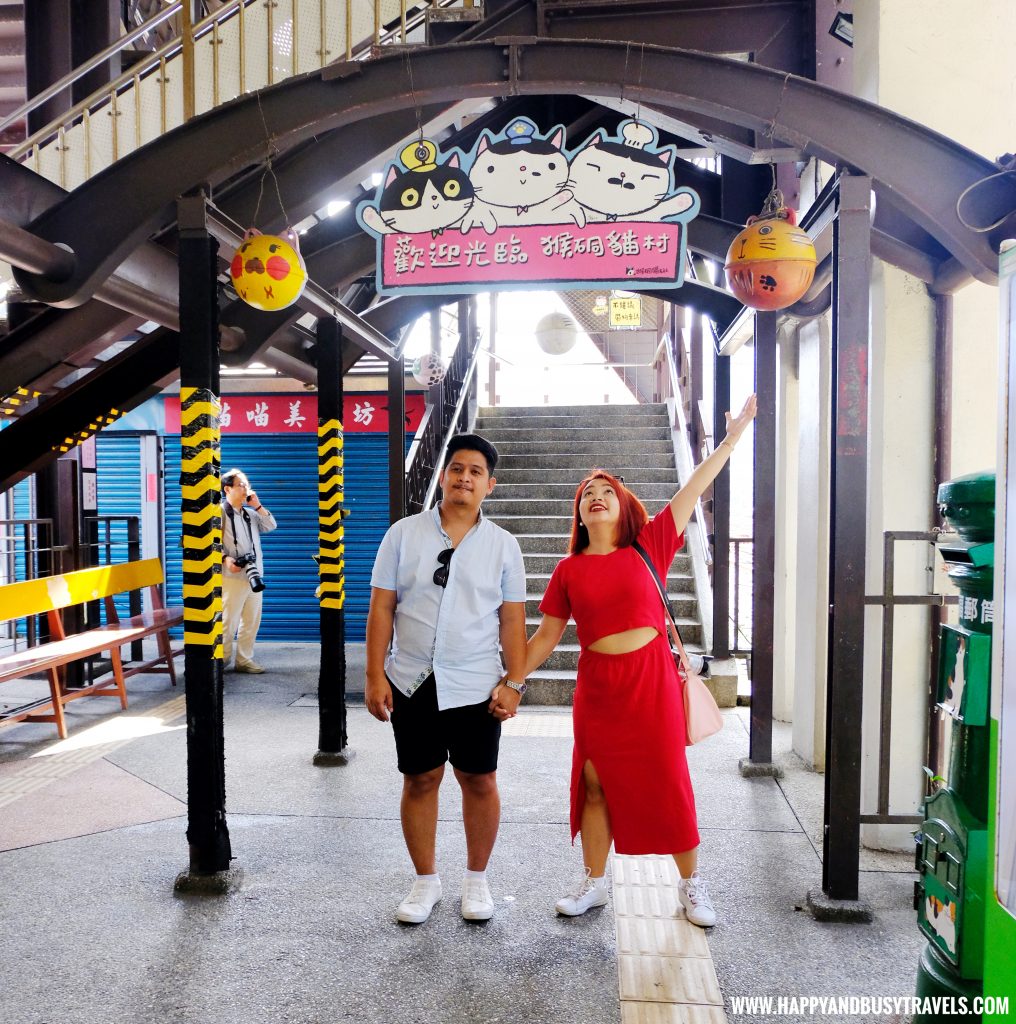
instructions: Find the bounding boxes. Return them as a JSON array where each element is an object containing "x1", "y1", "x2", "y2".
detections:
[
  {"x1": 8, "y1": 0, "x2": 451, "y2": 166},
  {"x1": 9, "y1": 0, "x2": 247, "y2": 159},
  {"x1": 658, "y1": 329, "x2": 711, "y2": 562},
  {"x1": 404, "y1": 305, "x2": 483, "y2": 515},
  {"x1": 0, "y1": 2, "x2": 184, "y2": 136},
  {"x1": 421, "y1": 335, "x2": 483, "y2": 512}
]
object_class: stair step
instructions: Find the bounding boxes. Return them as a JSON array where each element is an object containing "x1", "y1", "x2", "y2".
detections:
[
  {"x1": 487, "y1": 497, "x2": 673, "y2": 517},
  {"x1": 496, "y1": 453, "x2": 677, "y2": 471},
  {"x1": 485, "y1": 426, "x2": 672, "y2": 444},
  {"x1": 478, "y1": 412, "x2": 670, "y2": 431},
  {"x1": 495, "y1": 468, "x2": 681, "y2": 485},
  {"x1": 495, "y1": 482, "x2": 679, "y2": 501},
  {"x1": 481, "y1": 401, "x2": 671, "y2": 413},
  {"x1": 491, "y1": 439, "x2": 674, "y2": 456}
]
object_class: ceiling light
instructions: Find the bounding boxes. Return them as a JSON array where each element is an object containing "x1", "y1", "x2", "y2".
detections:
[
  {"x1": 829, "y1": 12, "x2": 853, "y2": 46},
  {"x1": 327, "y1": 199, "x2": 350, "y2": 217}
]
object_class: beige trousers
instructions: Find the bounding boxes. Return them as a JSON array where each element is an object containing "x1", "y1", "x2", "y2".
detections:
[{"x1": 221, "y1": 574, "x2": 264, "y2": 666}]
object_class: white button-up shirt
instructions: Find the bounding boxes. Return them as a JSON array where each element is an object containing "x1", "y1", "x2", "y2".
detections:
[{"x1": 370, "y1": 506, "x2": 526, "y2": 710}]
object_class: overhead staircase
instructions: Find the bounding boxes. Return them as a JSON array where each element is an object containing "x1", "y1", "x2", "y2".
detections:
[{"x1": 478, "y1": 402, "x2": 728, "y2": 706}]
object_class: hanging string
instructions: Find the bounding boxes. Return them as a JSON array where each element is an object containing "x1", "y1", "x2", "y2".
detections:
[
  {"x1": 619, "y1": 41, "x2": 631, "y2": 108},
  {"x1": 251, "y1": 90, "x2": 291, "y2": 228},
  {"x1": 403, "y1": 50, "x2": 424, "y2": 143},
  {"x1": 635, "y1": 42, "x2": 646, "y2": 125}
]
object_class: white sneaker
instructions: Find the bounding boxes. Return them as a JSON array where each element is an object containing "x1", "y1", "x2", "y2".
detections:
[
  {"x1": 555, "y1": 869, "x2": 609, "y2": 917},
  {"x1": 678, "y1": 872, "x2": 717, "y2": 928},
  {"x1": 396, "y1": 877, "x2": 442, "y2": 924},
  {"x1": 461, "y1": 876, "x2": 495, "y2": 921}
]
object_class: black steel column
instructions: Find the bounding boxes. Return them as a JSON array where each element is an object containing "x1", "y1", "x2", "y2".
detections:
[
  {"x1": 176, "y1": 192, "x2": 231, "y2": 880},
  {"x1": 822, "y1": 174, "x2": 873, "y2": 903},
  {"x1": 712, "y1": 351, "x2": 731, "y2": 658},
  {"x1": 748, "y1": 311, "x2": 778, "y2": 769},
  {"x1": 315, "y1": 316, "x2": 351, "y2": 764},
  {"x1": 388, "y1": 353, "x2": 406, "y2": 524}
]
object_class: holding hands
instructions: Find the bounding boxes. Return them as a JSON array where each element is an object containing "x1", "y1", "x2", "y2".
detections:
[{"x1": 488, "y1": 678, "x2": 522, "y2": 721}]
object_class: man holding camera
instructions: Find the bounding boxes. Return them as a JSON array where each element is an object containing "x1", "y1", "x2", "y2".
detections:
[{"x1": 221, "y1": 468, "x2": 277, "y2": 673}]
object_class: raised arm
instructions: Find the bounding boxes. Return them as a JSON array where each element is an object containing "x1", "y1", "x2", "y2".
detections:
[{"x1": 669, "y1": 394, "x2": 757, "y2": 536}]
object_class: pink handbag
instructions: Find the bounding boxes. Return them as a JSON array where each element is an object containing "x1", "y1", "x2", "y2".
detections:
[{"x1": 633, "y1": 542, "x2": 724, "y2": 745}]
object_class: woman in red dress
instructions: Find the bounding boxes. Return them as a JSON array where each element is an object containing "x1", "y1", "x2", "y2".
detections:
[{"x1": 518, "y1": 395, "x2": 756, "y2": 926}]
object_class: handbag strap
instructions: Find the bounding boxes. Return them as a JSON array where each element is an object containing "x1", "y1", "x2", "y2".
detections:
[{"x1": 632, "y1": 540, "x2": 695, "y2": 676}]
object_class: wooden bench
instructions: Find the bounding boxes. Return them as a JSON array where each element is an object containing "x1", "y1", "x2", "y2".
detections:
[{"x1": 0, "y1": 558, "x2": 183, "y2": 739}]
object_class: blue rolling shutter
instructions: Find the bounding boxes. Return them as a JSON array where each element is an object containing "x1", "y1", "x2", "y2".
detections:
[
  {"x1": 95, "y1": 433, "x2": 144, "y2": 621},
  {"x1": 162, "y1": 432, "x2": 410, "y2": 642}
]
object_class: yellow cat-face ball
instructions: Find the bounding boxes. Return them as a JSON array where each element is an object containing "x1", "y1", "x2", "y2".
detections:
[
  {"x1": 230, "y1": 229, "x2": 307, "y2": 311},
  {"x1": 724, "y1": 211, "x2": 817, "y2": 311}
]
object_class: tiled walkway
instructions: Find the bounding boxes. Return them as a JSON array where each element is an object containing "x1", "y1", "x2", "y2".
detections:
[{"x1": 0, "y1": 643, "x2": 924, "y2": 1024}]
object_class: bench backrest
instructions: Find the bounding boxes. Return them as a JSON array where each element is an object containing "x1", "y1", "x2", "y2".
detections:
[{"x1": 0, "y1": 558, "x2": 167, "y2": 624}]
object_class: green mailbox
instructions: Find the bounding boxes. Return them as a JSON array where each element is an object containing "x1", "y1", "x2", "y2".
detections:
[{"x1": 916, "y1": 472, "x2": 995, "y2": 1016}]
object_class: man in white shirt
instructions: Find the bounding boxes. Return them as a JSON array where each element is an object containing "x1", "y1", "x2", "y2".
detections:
[
  {"x1": 221, "y1": 468, "x2": 277, "y2": 673},
  {"x1": 366, "y1": 434, "x2": 528, "y2": 924}
]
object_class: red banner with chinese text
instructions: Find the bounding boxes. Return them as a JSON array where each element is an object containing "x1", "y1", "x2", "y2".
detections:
[{"x1": 164, "y1": 394, "x2": 424, "y2": 434}]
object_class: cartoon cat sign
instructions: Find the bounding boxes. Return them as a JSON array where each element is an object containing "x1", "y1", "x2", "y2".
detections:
[{"x1": 356, "y1": 118, "x2": 700, "y2": 295}]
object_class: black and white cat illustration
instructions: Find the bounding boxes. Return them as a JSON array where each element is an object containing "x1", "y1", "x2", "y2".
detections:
[
  {"x1": 357, "y1": 139, "x2": 474, "y2": 238},
  {"x1": 459, "y1": 117, "x2": 586, "y2": 234},
  {"x1": 570, "y1": 120, "x2": 699, "y2": 223}
]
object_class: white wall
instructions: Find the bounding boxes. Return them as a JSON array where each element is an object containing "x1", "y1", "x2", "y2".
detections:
[
  {"x1": 792, "y1": 317, "x2": 831, "y2": 769},
  {"x1": 846, "y1": 0, "x2": 1011, "y2": 847},
  {"x1": 773, "y1": 324, "x2": 799, "y2": 723}
]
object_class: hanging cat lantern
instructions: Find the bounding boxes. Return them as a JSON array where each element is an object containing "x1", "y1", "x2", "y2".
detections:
[
  {"x1": 230, "y1": 228, "x2": 308, "y2": 311},
  {"x1": 724, "y1": 199, "x2": 817, "y2": 311},
  {"x1": 357, "y1": 118, "x2": 701, "y2": 295}
]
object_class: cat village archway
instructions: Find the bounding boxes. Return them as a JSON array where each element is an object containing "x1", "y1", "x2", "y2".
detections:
[{"x1": 2, "y1": 15, "x2": 1016, "y2": 995}]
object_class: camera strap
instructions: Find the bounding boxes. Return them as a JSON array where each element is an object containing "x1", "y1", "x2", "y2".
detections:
[{"x1": 224, "y1": 502, "x2": 256, "y2": 557}]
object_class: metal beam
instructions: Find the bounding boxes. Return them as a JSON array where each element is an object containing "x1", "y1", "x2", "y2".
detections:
[
  {"x1": 203, "y1": 207, "x2": 397, "y2": 363},
  {"x1": 749, "y1": 310, "x2": 778, "y2": 768},
  {"x1": 0, "y1": 329, "x2": 179, "y2": 494},
  {"x1": 11, "y1": 38, "x2": 1007, "y2": 308},
  {"x1": 822, "y1": 173, "x2": 872, "y2": 903}
]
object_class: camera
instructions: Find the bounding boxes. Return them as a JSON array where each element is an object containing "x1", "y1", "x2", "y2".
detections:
[{"x1": 233, "y1": 552, "x2": 266, "y2": 593}]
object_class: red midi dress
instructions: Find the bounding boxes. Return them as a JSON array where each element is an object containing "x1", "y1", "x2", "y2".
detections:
[{"x1": 539, "y1": 509, "x2": 700, "y2": 855}]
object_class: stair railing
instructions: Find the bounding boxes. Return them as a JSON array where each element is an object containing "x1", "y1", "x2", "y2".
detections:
[
  {"x1": 5, "y1": 0, "x2": 448, "y2": 189},
  {"x1": 405, "y1": 300, "x2": 483, "y2": 516},
  {"x1": 655, "y1": 321, "x2": 729, "y2": 653}
]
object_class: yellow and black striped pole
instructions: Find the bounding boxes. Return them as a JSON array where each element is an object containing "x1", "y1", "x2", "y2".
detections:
[
  {"x1": 314, "y1": 315, "x2": 351, "y2": 764},
  {"x1": 176, "y1": 193, "x2": 232, "y2": 878}
]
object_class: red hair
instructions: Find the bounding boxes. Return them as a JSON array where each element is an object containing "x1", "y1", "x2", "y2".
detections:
[{"x1": 569, "y1": 470, "x2": 649, "y2": 555}]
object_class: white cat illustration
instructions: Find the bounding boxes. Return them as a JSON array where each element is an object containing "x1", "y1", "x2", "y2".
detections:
[
  {"x1": 358, "y1": 139, "x2": 474, "y2": 238},
  {"x1": 459, "y1": 117, "x2": 586, "y2": 234},
  {"x1": 943, "y1": 635, "x2": 967, "y2": 717},
  {"x1": 570, "y1": 120, "x2": 699, "y2": 223},
  {"x1": 925, "y1": 893, "x2": 957, "y2": 954}
]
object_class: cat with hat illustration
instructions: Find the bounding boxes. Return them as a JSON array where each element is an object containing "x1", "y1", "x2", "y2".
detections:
[
  {"x1": 357, "y1": 138, "x2": 475, "y2": 238},
  {"x1": 570, "y1": 120, "x2": 700, "y2": 224},
  {"x1": 458, "y1": 117, "x2": 586, "y2": 235}
]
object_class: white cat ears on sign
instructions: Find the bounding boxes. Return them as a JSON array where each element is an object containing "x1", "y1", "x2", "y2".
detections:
[{"x1": 355, "y1": 116, "x2": 702, "y2": 297}]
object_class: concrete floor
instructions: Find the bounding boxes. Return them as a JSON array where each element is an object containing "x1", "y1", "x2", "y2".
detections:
[{"x1": 0, "y1": 642, "x2": 924, "y2": 1024}]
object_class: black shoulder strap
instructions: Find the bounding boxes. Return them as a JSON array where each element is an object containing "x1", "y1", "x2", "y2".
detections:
[
  {"x1": 632, "y1": 540, "x2": 676, "y2": 623},
  {"x1": 633, "y1": 540, "x2": 694, "y2": 672}
]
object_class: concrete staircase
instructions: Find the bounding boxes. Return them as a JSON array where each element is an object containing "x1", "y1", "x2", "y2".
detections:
[{"x1": 478, "y1": 403, "x2": 705, "y2": 706}]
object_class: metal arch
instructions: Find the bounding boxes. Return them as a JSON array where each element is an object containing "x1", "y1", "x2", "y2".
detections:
[{"x1": 13, "y1": 38, "x2": 1011, "y2": 307}]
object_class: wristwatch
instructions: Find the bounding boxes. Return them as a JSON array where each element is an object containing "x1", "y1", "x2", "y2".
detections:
[{"x1": 503, "y1": 679, "x2": 528, "y2": 696}]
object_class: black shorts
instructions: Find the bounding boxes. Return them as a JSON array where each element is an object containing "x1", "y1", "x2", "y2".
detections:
[{"x1": 389, "y1": 674, "x2": 501, "y2": 776}]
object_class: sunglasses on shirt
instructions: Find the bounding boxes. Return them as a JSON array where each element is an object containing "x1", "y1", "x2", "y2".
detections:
[{"x1": 433, "y1": 547, "x2": 455, "y2": 588}]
